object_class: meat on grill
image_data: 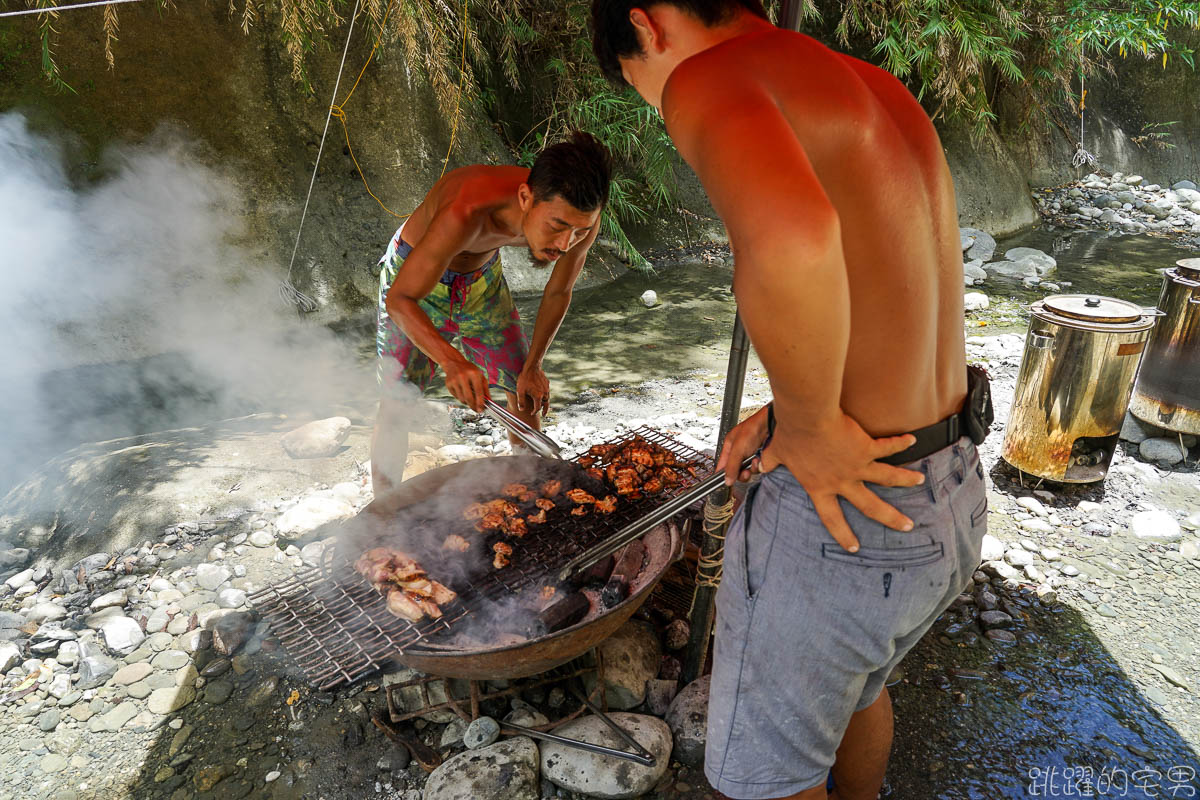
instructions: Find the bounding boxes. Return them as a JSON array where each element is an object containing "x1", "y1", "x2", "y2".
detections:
[
  {"x1": 541, "y1": 479, "x2": 562, "y2": 498},
  {"x1": 535, "y1": 498, "x2": 555, "y2": 511},
  {"x1": 566, "y1": 488, "x2": 595, "y2": 504},
  {"x1": 526, "y1": 508, "x2": 547, "y2": 526},
  {"x1": 594, "y1": 495, "x2": 617, "y2": 514},
  {"x1": 493, "y1": 541, "x2": 512, "y2": 569},
  {"x1": 596, "y1": 436, "x2": 693, "y2": 498},
  {"x1": 443, "y1": 534, "x2": 471, "y2": 552},
  {"x1": 355, "y1": 547, "x2": 457, "y2": 622}
]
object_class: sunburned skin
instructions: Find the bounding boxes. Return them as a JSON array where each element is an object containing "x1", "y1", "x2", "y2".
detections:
[{"x1": 615, "y1": 5, "x2": 965, "y2": 549}]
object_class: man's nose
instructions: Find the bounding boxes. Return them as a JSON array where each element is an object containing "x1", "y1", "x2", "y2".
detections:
[{"x1": 555, "y1": 231, "x2": 573, "y2": 250}]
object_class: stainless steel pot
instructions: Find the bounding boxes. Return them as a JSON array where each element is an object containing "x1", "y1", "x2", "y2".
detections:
[
  {"x1": 1001, "y1": 295, "x2": 1156, "y2": 482},
  {"x1": 1129, "y1": 258, "x2": 1200, "y2": 434}
]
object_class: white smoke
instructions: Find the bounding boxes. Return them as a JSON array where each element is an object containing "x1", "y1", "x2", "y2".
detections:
[{"x1": 0, "y1": 112, "x2": 384, "y2": 494}]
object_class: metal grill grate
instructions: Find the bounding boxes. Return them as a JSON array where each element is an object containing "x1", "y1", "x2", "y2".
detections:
[{"x1": 249, "y1": 427, "x2": 711, "y2": 689}]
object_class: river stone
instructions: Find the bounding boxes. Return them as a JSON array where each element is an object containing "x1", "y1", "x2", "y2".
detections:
[
  {"x1": 89, "y1": 589, "x2": 127, "y2": 611},
  {"x1": 217, "y1": 588, "x2": 247, "y2": 609},
  {"x1": 960, "y1": 227, "x2": 996, "y2": 262},
  {"x1": 100, "y1": 616, "x2": 145, "y2": 654},
  {"x1": 980, "y1": 610, "x2": 1014, "y2": 629},
  {"x1": 1004, "y1": 549, "x2": 1034, "y2": 567},
  {"x1": 1172, "y1": 179, "x2": 1197, "y2": 191},
  {"x1": 0, "y1": 547, "x2": 31, "y2": 569},
  {"x1": 963, "y1": 259, "x2": 988, "y2": 284},
  {"x1": 112, "y1": 662, "x2": 154, "y2": 686},
  {"x1": 210, "y1": 611, "x2": 254, "y2": 656},
  {"x1": 0, "y1": 641, "x2": 21, "y2": 673},
  {"x1": 1180, "y1": 540, "x2": 1200, "y2": 560},
  {"x1": 281, "y1": 416, "x2": 352, "y2": 458},
  {"x1": 275, "y1": 495, "x2": 356, "y2": 535},
  {"x1": 463, "y1": 716, "x2": 500, "y2": 749},
  {"x1": 979, "y1": 534, "x2": 1004, "y2": 563},
  {"x1": 152, "y1": 650, "x2": 191, "y2": 671},
  {"x1": 5, "y1": 567, "x2": 34, "y2": 590},
  {"x1": 77, "y1": 643, "x2": 119, "y2": 689},
  {"x1": 93, "y1": 701, "x2": 138, "y2": 732},
  {"x1": 1004, "y1": 247, "x2": 1056, "y2": 275},
  {"x1": 423, "y1": 736, "x2": 539, "y2": 800},
  {"x1": 665, "y1": 675, "x2": 709, "y2": 768},
  {"x1": 28, "y1": 602, "x2": 68, "y2": 624},
  {"x1": 987, "y1": 259, "x2": 1039, "y2": 280},
  {"x1": 37, "y1": 708, "x2": 62, "y2": 732},
  {"x1": 1129, "y1": 510, "x2": 1182, "y2": 542},
  {"x1": 640, "y1": 289, "x2": 659, "y2": 308},
  {"x1": 963, "y1": 292, "x2": 989, "y2": 311},
  {"x1": 194, "y1": 564, "x2": 231, "y2": 592},
  {"x1": 541, "y1": 713, "x2": 671, "y2": 799},
  {"x1": 588, "y1": 620, "x2": 660, "y2": 710},
  {"x1": 1140, "y1": 437, "x2": 1187, "y2": 465},
  {"x1": 248, "y1": 531, "x2": 275, "y2": 548},
  {"x1": 148, "y1": 685, "x2": 197, "y2": 715}
]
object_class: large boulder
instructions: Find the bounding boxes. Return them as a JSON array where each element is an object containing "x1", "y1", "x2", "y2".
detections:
[
  {"x1": 664, "y1": 675, "x2": 710, "y2": 768},
  {"x1": 281, "y1": 417, "x2": 352, "y2": 459},
  {"x1": 986, "y1": 259, "x2": 1039, "y2": 280},
  {"x1": 540, "y1": 713, "x2": 672, "y2": 799},
  {"x1": 423, "y1": 736, "x2": 539, "y2": 800},
  {"x1": 959, "y1": 228, "x2": 996, "y2": 262},
  {"x1": 963, "y1": 260, "x2": 988, "y2": 284},
  {"x1": 963, "y1": 292, "x2": 989, "y2": 312},
  {"x1": 1003, "y1": 247, "x2": 1056, "y2": 276},
  {"x1": 587, "y1": 620, "x2": 661, "y2": 710},
  {"x1": 274, "y1": 494, "x2": 356, "y2": 535}
]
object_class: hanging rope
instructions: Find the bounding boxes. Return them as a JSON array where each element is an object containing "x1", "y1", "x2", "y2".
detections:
[
  {"x1": 1072, "y1": 62, "x2": 1098, "y2": 170},
  {"x1": 0, "y1": 0, "x2": 143, "y2": 18},
  {"x1": 687, "y1": 495, "x2": 736, "y2": 616},
  {"x1": 280, "y1": 0, "x2": 362, "y2": 312}
]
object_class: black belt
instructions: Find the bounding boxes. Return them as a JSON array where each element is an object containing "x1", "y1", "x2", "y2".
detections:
[
  {"x1": 754, "y1": 403, "x2": 967, "y2": 467},
  {"x1": 877, "y1": 410, "x2": 968, "y2": 466}
]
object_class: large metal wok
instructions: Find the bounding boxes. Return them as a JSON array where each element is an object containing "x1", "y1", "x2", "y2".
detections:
[{"x1": 355, "y1": 453, "x2": 689, "y2": 680}]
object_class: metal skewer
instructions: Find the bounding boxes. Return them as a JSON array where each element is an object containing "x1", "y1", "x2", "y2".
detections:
[{"x1": 483, "y1": 398, "x2": 563, "y2": 459}]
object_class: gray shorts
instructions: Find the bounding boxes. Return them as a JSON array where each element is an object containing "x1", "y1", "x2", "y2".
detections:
[{"x1": 705, "y1": 438, "x2": 987, "y2": 798}]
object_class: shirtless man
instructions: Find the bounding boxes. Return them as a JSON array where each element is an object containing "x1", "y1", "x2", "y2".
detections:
[
  {"x1": 591, "y1": 3, "x2": 987, "y2": 798},
  {"x1": 372, "y1": 132, "x2": 612, "y2": 506}
]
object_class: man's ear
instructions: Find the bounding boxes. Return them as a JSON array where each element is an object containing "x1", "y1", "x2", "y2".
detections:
[
  {"x1": 517, "y1": 183, "x2": 534, "y2": 212},
  {"x1": 629, "y1": 7, "x2": 664, "y2": 53}
]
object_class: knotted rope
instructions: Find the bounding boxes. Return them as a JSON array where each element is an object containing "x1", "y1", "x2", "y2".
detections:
[{"x1": 687, "y1": 494, "x2": 736, "y2": 616}]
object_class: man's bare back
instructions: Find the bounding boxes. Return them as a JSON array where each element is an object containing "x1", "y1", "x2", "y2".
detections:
[{"x1": 668, "y1": 26, "x2": 966, "y2": 437}]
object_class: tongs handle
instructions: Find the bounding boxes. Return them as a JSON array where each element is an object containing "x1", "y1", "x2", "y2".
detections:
[
  {"x1": 483, "y1": 398, "x2": 562, "y2": 459},
  {"x1": 555, "y1": 457, "x2": 754, "y2": 582}
]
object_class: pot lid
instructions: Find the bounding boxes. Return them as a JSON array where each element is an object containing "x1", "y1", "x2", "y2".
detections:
[
  {"x1": 1176, "y1": 258, "x2": 1200, "y2": 280},
  {"x1": 1040, "y1": 294, "x2": 1143, "y2": 324}
]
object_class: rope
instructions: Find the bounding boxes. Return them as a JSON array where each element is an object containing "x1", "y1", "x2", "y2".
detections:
[
  {"x1": 687, "y1": 494, "x2": 736, "y2": 616},
  {"x1": 332, "y1": 0, "x2": 471, "y2": 220},
  {"x1": 0, "y1": 0, "x2": 143, "y2": 18},
  {"x1": 280, "y1": 0, "x2": 362, "y2": 310},
  {"x1": 1071, "y1": 64, "x2": 1098, "y2": 170}
]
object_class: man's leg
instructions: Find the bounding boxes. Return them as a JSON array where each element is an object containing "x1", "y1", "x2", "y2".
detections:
[
  {"x1": 770, "y1": 686, "x2": 892, "y2": 800},
  {"x1": 370, "y1": 392, "x2": 410, "y2": 514}
]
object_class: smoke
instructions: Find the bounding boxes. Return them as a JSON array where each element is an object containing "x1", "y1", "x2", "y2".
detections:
[{"x1": 0, "y1": 112, "x2": 383, "y2": 494}]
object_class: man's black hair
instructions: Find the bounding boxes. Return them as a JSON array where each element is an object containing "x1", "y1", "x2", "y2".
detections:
[
  {"x1": 527, "y1": 131, "x2": 614, "y2": 212},
  {"x1": 591, "y1": 0, "x2": 769, "y2": 86}
]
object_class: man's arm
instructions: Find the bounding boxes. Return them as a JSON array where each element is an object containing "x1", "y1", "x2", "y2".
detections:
[
  {"x1": 384, "y1": 207, "x2": 491, "y2": 409},
  {"x1": 515, "y1": 223, "x2": 600, "y2": 415},
  {"x1": 665, "y1": 71, "x2": 922, "y2": 549}
]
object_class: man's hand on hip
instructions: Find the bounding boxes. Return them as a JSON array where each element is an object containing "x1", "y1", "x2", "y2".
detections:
[
  {"x1": 443, "y1": 359, "x2": 490, "y2": 412},
  {"x1": 759, "y1": 412, "x2": 925, "y2": 553},
  {"x1": 516, "y1": 364, "x2": 550, "y2": 417}
]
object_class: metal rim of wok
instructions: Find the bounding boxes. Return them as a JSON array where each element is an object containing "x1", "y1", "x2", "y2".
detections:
[{"x1": 348, "y1": 453, "x2": 692, "y2": 679}]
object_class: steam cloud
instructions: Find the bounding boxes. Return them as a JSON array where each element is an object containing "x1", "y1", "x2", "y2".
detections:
[{"x1": 0, "y1": 112, "x2": 387, "y2": 495}]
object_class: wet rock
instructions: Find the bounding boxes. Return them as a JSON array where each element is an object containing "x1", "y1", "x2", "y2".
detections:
[
  {"x1": 1139, "y1": 437, "x2": 1187, "y2": 465},
  {"x1": 980, "y1": 611, "x2": 1013, "y2": 629},
  {"x1": 541, "y1": 714, "x2": 671, "y2": 799},
  {"x1": 1004, "y1": 247, "x2": 1056, "y2": 275},
  {"x1": 589, "y1": 620, "x2": 660, "y2": 710},
  {"x1": 275, "y1": 496, "x2": 356, "y2": 535},
  {"x1": 281, "y1": 416, "x2": 352, "y2": 459},
  {"x1": 960, "y1": 228, "x2": 996, "y2": 262},
  {"x1": 424, "y1": 736, "x2": 539, "y2": 800},
  {"x1": 100, "y1": 616, "x2": 145, "y2": 654},
  {"x1": 985, "y1": 629, "x2": 1017, "y2": 644},
  {"x1": 665, "y1": 675, "x2": 709, "y2": 768},
  {"x1": 963, "y1": 260, "x2": 988, "y2": 284},
  {"x1": 640, "y1": 289, "x2": 659, "y2": 307},
  {"x1": 463, "y1": 716, "x2": 500, "y2": 749},
  {"x1": 203, "y1": 679, "x2": 234, "y2": 704},
  {"x1": 1129, "y1": 510, "x2": 1182, "y2": 542},
  {"x1": 987, "y1": 259, "x2": 1038, "y2": 280}
]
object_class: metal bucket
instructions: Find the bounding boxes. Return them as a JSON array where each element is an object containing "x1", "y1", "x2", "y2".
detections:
[
  {"x1": 1001, "y1": 294, "x2": 1156, "y2": 482},
  {"x1": 1129, "y1": 258, "x2": 1200, "y2": 434}
]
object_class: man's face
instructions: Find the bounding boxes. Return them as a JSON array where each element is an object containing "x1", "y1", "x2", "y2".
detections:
[{"x1": 518, "y1": 189, "x2": 601, "y2": 267}]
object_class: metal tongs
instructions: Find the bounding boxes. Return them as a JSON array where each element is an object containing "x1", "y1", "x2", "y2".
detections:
[{"x1": 483, "y1": 398, "x2": 562, "y2": 459}]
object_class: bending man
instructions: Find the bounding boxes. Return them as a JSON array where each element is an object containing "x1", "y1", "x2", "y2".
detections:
[
  {"x1": 591, "y1": 3, "x2": 987, "y2": 799},
  {"x1": 373, "y1": 132, "x2": 613, "y2": 506}
]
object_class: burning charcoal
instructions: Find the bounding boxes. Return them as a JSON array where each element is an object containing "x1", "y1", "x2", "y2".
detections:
[
  {"x1": 601, "y1": 541, "x2": 645, "y2": 609},
  {"x1": 665, "y1": 618, "x2": 690, "y2": 651},
  {"x1": 531, "y1": 592, "x2": 590, "y2": 636},
  {"x1": 210, "y1": 611, "x2": 255, "y2": 656}
]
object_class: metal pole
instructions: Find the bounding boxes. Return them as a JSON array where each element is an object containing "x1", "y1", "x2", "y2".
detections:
[
  {"x1": 681, "y1": 309, "x2": 750, "y2": 684},
  {"x1": 779, "y1": 0, "x2": 805, "y2": 32}
]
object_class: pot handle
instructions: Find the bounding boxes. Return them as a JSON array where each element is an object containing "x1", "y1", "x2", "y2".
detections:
[
  {"x1": 1030, "y1": 331, "x2": 1054, "y2": 349},
  {"x1": 1143, "y1": 306, "x2": 1168, "y2": 315}
]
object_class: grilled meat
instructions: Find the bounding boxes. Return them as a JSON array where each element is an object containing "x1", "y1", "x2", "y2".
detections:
[
  {"x1": 570, "y1": 505, "x2": 589, "y2": 517},
  {"x1": 526, "y1": 508, "x2": 547, "y2": 526},
  {"x1": 503, "y1": 483, "x2": 528, "y2": 498},
  {"x1": 442, "y1": 534, "x2": 471, "y2": 552},
  {"x1": 463, "y1": 503, "x2": 487, "y2": 520},
  {"x1": 566, "y1": 488, "x2": 595, "y2": 504},
  {"x1": 588, "y1": 444, "x2": 616, "y2": 459},
  {"x1": 356, "y1": 547, "x2": 455, "y2": 622},
  {"x1": 479, "y1": 512, "x2": 506, "y2": 531},
  {"x1": 594, "y1": 495, "x2": 617, "y2": 514},
  {"x1": 386, "y1": 589, "x2": 426, "y2": 622},
  {"x1": 507, "y1": 517, "x2": 528, "y2": 538},
  {"x1": 492, "y1": 541, "x2": 512, "y2": 569},
  {"x1": 642, "y1": 477, "x2": 664, "y2": 495},
  {"x1": 586, "y1": 467, "x2": 604, "y2": 482},
  {"x1": 540, "y1": 479, "x2": 562, "y2": 498},
  {"x1": 535, "y1": 498, "x2": 555, "y2": 511},
  {"x1": 577, "y1": 456, "x2": 596, "y2": 468}
]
